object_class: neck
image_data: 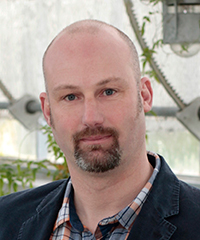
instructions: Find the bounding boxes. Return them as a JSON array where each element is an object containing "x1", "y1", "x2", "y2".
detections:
[{"x1": 69, "y1": 151, "x2": 153, "y2": 233}]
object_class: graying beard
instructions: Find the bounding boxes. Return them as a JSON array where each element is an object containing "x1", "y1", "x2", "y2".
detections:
[{"x1": 74, "y1": 147, "x2": 121, "y2": 173}]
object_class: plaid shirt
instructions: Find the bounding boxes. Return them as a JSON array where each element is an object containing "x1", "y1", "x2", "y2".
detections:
[{"x1": 50, "y1": 152, "x2": 160, "y2": 240}]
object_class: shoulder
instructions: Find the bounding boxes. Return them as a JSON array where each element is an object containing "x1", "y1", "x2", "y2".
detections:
[
  {"x1": 179, "y1": 179, "x2": 200, "y2": 208},
  {"x1": 168, "y1": 181, "x2": 200, "y2": 239},
  {"x1": 0, "y1": 179, "x2": 69, "y2": 239},
  {"x1": 0, "y1": 179, "x2": 67, "y2": 205},
  {"x1": 150, "y1": 155, "x2": 200, "y2": 238},
  {"x1": 159, "y1": 155, "x2": 200, "y2": 209},
  {"x1": 0, "y1": 179, "x2": 68, "y2": 219}
]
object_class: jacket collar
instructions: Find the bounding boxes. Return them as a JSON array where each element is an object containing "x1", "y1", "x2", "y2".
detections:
[
  {"x1": 18, "y1": 179, "x2": 69, "y2": 240},
  {"x1": 18, "y1": 156, "x2": 180, "y2": 240},
  {"x1": 128, "y1": 155, "x2": 180, "y2": 240}
]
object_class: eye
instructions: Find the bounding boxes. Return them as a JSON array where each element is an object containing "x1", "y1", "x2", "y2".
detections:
[
  {"x1": 103, "y1": 89, "x2": 116, "y2": 96},
  {"x1": 65, "y1": 94, "x2": 77, "y2": 101}
]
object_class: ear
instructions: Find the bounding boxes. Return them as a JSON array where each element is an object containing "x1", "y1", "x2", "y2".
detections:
[
  {"x1": 140, "y1": 77, "x2": 153, "y2": 113},
  {"x1": 39, "y1": 92, "x2": 51, "y2": 126}
]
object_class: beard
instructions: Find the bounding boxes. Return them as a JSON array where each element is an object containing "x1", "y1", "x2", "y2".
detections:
[{"x1": 73, "y1": 126, "x2": 121, "y2": 173}]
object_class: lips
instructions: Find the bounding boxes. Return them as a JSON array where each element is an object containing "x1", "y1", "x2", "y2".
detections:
[
  {"x1": 80, "y1": 134, "x2": 112, "y2": 143},
  {"x1": 73, "y1": 126, "x2": 119, "y2": 146}
]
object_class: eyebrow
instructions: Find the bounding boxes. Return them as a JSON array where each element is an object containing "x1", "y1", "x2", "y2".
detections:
[
  {"x1": 97, "y1": 77, "x2": 123, "y2": 86},
  {"x1": 52, "y1": 77, "x2": 123, "y2": 93},
  {"x1": 52, "y1": 84, "x2": 79, "y2": 94}
]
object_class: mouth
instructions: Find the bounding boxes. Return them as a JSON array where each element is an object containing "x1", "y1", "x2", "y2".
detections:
[
  {"x1": 73, "y1": 126, "x2": 119, "y2": 149},
  {"x1": 79, "y1": 134, "x2": 112, "y2": 144}
]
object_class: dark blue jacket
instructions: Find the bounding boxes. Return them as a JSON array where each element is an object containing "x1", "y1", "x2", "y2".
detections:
[{"x1": 1, "y1": 155, "x2": 200, "y2": 239}]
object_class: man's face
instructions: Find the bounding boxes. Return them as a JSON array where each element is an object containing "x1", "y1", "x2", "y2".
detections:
[{"x1": 41, "y1": 28, "x2": 152, "y2": 174}]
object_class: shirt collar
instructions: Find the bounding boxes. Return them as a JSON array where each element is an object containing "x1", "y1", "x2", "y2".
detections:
[{"x1": 53, "y1": 151, "x2": 161, "y2": 232}]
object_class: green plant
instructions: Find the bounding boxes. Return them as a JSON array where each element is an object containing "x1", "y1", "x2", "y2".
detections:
[
  {"x1": 139, "y1": 2, "x2": 163, "y2": 82},
  {"x1": 42, "y1": 125, "x2": 70, "y2": 180},
  {"x1": 139, "y1": 0, "x2": 196, "y2": 78},
  {"x1": 0, "y1": 159, "x2": 51, "y2": 196},
  {"x1": 0, "y1": 125, "x2": 70, "y2": 196}
]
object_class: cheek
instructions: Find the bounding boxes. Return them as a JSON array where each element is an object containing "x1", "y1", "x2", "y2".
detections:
[
  {"x1": 51, "y1": 103, "x2": 81, "y2": 129},
  {"x1": 116, "y1": 102, "x2": 143, "y2": 138},
  {"x1": 50, "y1": 108, "x2": 81, "y2": 149},
  {"x1": 51, "y1": 122, "x2": 75, "y2": 158}
]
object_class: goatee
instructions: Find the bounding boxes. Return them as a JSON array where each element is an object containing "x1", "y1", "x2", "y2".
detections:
[{"x1": 73, "y1": 126, "x2": 121, "y2": 173}]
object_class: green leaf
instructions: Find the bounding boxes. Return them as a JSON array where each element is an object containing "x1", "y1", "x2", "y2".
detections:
[
  {"x1": 29, "y1": 181, "x2": 33, "y2": 189},
  {"x1": 153, "y1": 39, "x2": 163, "y2": 49},
  {"x1": 181, "y1": 44, "x2": 189, "y2": 52},
  {"x1": 17, "y1": 164, "x2": 21, "y2": 175},
  {"x1": 13, "y1": 182, "x2": 18, "y2": 192},
  {"x1": 142, "y1": 60, "x2": 147, "y2": 71},
  {"x1": 32, "y1": 168, "x2": 38, "y2": 181},
  {"x1": 0, "y1": 178, "x2": 4, "y2": 196},
  {"x1": 6, "y1": 171, "x2": 13, "y2": 190},
  {"x1": 141, "y1": 22, "x2": 146, "y2": 36},
  {"x1": 27, "y1": 161, "x2": 32, "y2": 170},
  {"x1": 150, "y1": 0, "x2": 161, "y2": 6},
  {"x1": 143, "y1": 16, "x2": 150, "y2": 22},
  {"x1": 148, "y1": 110, "x2": 157, "y2": 117}
]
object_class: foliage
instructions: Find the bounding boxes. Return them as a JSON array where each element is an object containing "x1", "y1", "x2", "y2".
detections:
[
  {"x1": 149, "y1": 0, "x2": 162, "y2": 5},
  {"x1": 139, "y1": 1, "x2": 163, "y2": 82},
  {"x1": 0, "y1": 159, "x2": 51, "y2": 196},
  {"x1": 42, "y1": 125, "x2": 70, "y2": 181},
  {"x1": 0, "y1": 125, "x2": 69, "y2": 196},
  {"x1": 141, "y1": 39, "x2": 163, "y2": 83},
  {"x1": 139, "y1": 0, "x2": 196, "y2": 80}
]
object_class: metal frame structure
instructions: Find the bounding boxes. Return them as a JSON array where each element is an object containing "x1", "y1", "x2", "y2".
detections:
[{"x1": 124, "y1": 0, "x2": 200, "y2": 140}]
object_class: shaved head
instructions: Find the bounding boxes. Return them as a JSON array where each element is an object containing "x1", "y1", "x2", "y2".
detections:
[
  {"x1": 42, "y1": 19, "x2": 141, "y2": 91},
  {"x1": 40, "y1": 19, "x2": 153, "y2": 175}
]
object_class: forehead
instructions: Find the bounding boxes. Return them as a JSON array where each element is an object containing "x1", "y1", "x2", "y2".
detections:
[
  {"x1": 45, "y1": 25, "x2": 131, "y2": 62},
  {"x1": 43, "y1": 26, "x2": 134, "y2": 90}
]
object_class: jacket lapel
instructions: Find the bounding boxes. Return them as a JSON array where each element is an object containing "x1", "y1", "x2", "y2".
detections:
[
  {"x1": 18, "y1": 157, "x2": 180, "y2": 240},
  {"x1": 18, "y1": 180, "x2": 68, "y2": 240},
  {"x1": 127, "y1": 155, "x2": 180, "y2": 240}
]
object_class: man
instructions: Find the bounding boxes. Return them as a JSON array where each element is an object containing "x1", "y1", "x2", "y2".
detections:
[{"x1": 0, "y1": 19, "x2": 200, "y2": 240}]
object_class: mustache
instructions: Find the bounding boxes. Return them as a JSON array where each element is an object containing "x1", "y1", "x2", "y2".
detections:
[{"x1": 73, "y1": 126, "x2": 119, "y2": 144}]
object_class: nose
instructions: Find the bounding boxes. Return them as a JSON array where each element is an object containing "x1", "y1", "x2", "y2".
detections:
[{"x1": 82, "y1": 98, "x2": 104, "y2": 127}]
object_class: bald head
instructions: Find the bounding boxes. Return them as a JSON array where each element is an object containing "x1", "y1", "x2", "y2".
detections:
[{"x1": 43, "y1": 20, "x2": 141, "y2": 91}]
